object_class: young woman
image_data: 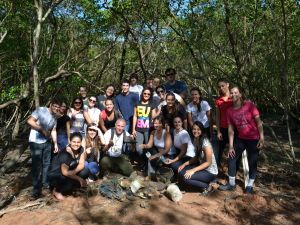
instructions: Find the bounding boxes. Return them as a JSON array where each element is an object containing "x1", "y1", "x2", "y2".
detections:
[
  {"x1": 219, "y1": 86, "x2": 264, "y2": 194},
  {"x1": 84, "y1": 96, "x2": 101, "y2": 126},
  {"x1": 140, "y1": 116, "x2": 173, "y2": 172},
  {"x1": 68, "y1": 97, "x2": 91, "y2": 137},
  {"x1": 57, "y1": 101, "x2": 70, "y2": 150},
  {"x1": 178, "y1": 121, "x2": 218, "y2": 195},
  {"x1": 161, "y1": 92, "x2": 187, "y2": 132},
  {"x1": 164, "y1": 116, "x2": 195, "y2": 172},
  {"x1": 155, "y1": 85, "x2": 185, "y2": 111},
  {"x1": 48, "y1": 132, "x2": 89, "y2": 200},
  {"x1": 99, "y1": 98, "x2": 121, "y2": 133},
  {"x1": 96, "y1": 84, "x2": 115, "y2": 110},
  {"x1": 82, "y1": 124, "x2": 105, "y2": 181},
  {"x1": 132, "y1": 88, "x2": 158, "y2": 168},
  {"x1": 187, "y1": 87, "x2": 212, "y2": 138}
]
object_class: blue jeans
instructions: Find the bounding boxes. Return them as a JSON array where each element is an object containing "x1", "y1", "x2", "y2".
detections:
[
  {"x1": 179, "y1": 165, "x2": 216, "y2": 189},
  {"x1": 169, "y1": 154, "x2": 191, "y2": 173},
  {"x1": 57, "y1": 133, "x2": 68, "y2": 151},
  {"x1": 29, "y1": 141, "x2": 52, "y2": 196},
  {"x1": 228, "y1": 138, "x2": 259, "y2": 179},
  {"x1": 84, "y1": 161, "x2": 100, "y2": 175}
]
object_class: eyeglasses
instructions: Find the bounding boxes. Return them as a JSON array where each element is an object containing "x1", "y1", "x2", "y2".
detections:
[
  {"x1": 157, "y1": 90, "x2": 164, "y2": 94},
  {"x1": 143, "y1": 93, "x2": 151, "y2": 96},
  {"x1": 89, "y1": 99, "x2": 96, "y2": 103}
]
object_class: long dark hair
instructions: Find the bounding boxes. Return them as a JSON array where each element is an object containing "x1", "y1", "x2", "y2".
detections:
[
  {"x1": 191, "y1": 121, "x2": 207, "y2": 153},
  {"x1": 71, "y1": 97, "x2": 83, "y2": 110},
  {"x1": 190, "y1": 87, "x2": 202, "y2": 112},
  {"x1": 141, "y1": 87, "x2": 153, "y2": 102}
]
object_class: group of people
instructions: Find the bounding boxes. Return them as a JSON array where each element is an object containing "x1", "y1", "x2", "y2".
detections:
[{"x1": 27, "y1": 68, "x2": 264, "y2": 200}]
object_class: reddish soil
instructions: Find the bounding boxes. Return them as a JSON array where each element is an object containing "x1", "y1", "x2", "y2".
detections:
[{"x1": 0, "y1": 119, "x2": 299, "y2": 225}]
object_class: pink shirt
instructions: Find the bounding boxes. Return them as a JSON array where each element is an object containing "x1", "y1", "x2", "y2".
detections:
[{"x1": 227, "y1": 101, "x2": 260, "y2": 140}]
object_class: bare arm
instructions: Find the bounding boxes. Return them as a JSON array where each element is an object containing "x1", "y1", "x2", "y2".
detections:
[
  {"x1": 83, "y1": 110, "x2": 92, "y2": 125},
  {"x1": 99, "y1": 116, "x2": 107, "y2": 133},
  {"x1": 61, "y1": 163, "x2": 87, "y2": 187},
  {"x1": 27, "y1": 116, "x2": 50, "y2": 137},
  {"x1": 66, "y1": 120, "x2": 71, "y2": 143},
  {"x1": 255, "y1": 115, "x2": 264, "y2": 149},
  {"x1": 140, "y1": 131, "x2": 154, "y2": 149},
  {"x1": 51, "y1": 128, "x2": 59, "y2": 153},
  {"x1": 216, "y1": 107, "x2": 222, "y2": 140},
  {"x1": 132, "y1": 107, "x2": 137, "y2": 137},
  {"x1": 187, "y1": 112, "x2": 193, "y2": 130},
  {"x1": 183, "y1": 119, "x2": 188, "y2": 130},
  {"x1": 206, "y1": 109, "x2": 213, "y2": 138},
  {"x1": 228, "y1": 124, "x2": 235, "y2": 158}
]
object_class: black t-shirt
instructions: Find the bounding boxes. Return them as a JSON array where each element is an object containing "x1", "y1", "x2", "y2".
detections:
[
  {"x1": 48, "y1": 147, "x2": 84, "y2": 176},
  {"x1": 161, "y1": 104, "x2": 187, "y2": 129},
  {"x1": 56, "y1": 115, "x2": 70, "y2": 133},
  {"x1": 135, "y1": 101, "x2": 155, "y2": 132}
]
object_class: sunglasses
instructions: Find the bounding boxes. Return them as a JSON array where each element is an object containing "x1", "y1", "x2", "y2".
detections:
[
  {"x1": 74, "y1": 101, "x2": 82, "y2": 104},
  {"x1": 88, "y1": 128, "x2": 97, "y2": 132},
  {"x1": 143, "y1": 93, "x2": 151, "y2": 96},
  {"x1": 157, "y1": 90, "x2": 164, "y2": 94},
  {"x1": 89, "y1": 99, "x2": 96, "y2": 103}
]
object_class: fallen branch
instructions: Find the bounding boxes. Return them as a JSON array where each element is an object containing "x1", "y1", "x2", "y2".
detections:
[{"x1": 0, "y1": 200, "x2": 46, "y2": 217}]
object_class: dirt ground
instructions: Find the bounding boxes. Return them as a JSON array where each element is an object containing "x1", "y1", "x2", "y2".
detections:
[{"x1": 0, "y1": 119, "x2": 299, "y2": 225}]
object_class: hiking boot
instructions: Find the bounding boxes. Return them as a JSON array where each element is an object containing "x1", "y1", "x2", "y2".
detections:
[
  {"x1": 245, "y1": 186, "x2": 253, "y2": 194},
  {"x1": 218, "y1": 183, "x2": 236, "y2": 191}
]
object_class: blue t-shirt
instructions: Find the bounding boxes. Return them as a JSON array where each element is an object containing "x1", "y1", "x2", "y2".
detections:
[
  {"x1": 164, "y1": 80, "x2": 188, "y2": 96},
  {"x1": 115, "y1": 92, "x2": 139, "y2": 122}
]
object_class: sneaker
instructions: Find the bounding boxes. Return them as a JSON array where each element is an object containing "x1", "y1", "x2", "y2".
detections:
[
  {"x1": 245, "y1": 186, "x2": 253, "y2": 194},
  {"x1": 218, "y1": 183, "x2": 236, "y2": 191},
  {"x1": 29, "y1": 192, "x2": 42, "y2": 201}
]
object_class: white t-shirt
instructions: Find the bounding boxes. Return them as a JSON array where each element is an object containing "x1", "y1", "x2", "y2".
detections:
[
  {"x1": 129, "y1": 84, "x2": 143, "y2": 96},
  {"x1": 198, "y1": 138, "x2": 218, "y2": 175},
  {"x1": 186, "y1": 101, "x2": 211, "y2": 128},
  {"x1": 173, "y1": 129, "x2": 195, "y2": 157},
  {"x1": 84, "y1": 106, "x2": 101, "y2": 125},
  {"x1": 104, "y1": 129, "x2": 130, "y2": 157},
  {"x1": 157, "y1": 93, "x2": 183, "y2": 110}
]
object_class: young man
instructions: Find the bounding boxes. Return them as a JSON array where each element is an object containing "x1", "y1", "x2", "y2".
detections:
[
  {"x1": 79, "y1": 86, "x2": 88, "y2": 106},
  {"x1": 100, "y1": 119, "x2": 134, "y2": 176},
  {"x1": 163, "y1": 68, "x2": 188, "y2": 99},
  {"x1": 215, "y1": 78, "x2": 233, "y2": 166},
  {"x1": 129, "y1": 73, "x2": 143, "y2": 96},
  {"x1": 27, "y1": 98, "x2": 62, "y2": 199},
  {"x1": 115, "y1": 79, "x2": 139, "y2": 133}
]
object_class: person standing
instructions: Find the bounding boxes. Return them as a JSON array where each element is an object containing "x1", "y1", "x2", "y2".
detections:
[
  {"x1": 115, "y1": 79, "x2": 139, "y2": 133},
  {"x1": 164, "y1": 68, "x2": 188, "y2": 99},
  {"x1": 79, "y1": 86, "x2": 88, "y2": 107},
  {"x1": 96, "y1": 84, "x2": 115, "y2": 111},
  {"x1": 129, "y1": 73, "x2": 143, "y2": 96},
  {"x1": 219, "y1": 86, "x2": 264, "y2": 194},
  {"x1": 27, "y1": 98, "x2": 62, "y2": 199},
  {"x1": 215, "y1": 78, "x2": 233, "y2": 166}
]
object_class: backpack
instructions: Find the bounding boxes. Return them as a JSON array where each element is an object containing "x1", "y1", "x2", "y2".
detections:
[{"x1": 109, "y1": 128, "x2": 136, "y2": 154}]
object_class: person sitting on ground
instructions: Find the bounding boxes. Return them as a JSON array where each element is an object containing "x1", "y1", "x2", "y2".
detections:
[
  {"x1": 187, "y1": 87, "x2": 213, "y2": 138},
  {"x1": 100, "y1": 118, "x2": 134, "y2": 177},
  {"x1": 48, "y1": 132, "x2": 89, "y2": 200},
  {"x1": 178, "y1": 121, "x2": 218, "y2": 195},
  {"x1": 140, "y1": 116, "x2": 173, "y2": 174},
  {"x1": 161, "y1": 92, "x2": 187, "y2": 132},
  {"x1": 163, "y1": 68, "x2": 188, "y2": 99},
  {"x1": 99, "y1": 98, "x2": 121, "y2": 133},
  {"x1": 68, "y1": 97, "x2": 91, "y2": 137},
  {"x1": 129, "y1": 73, "x2": 143, "y2": 96},
  {"x1": 164, "y1": 116, "x2": 195, "y2": 172},
  {"x1": 219, "y1": 86, "x2": 264, "y2": 194},
  {"x1": 96, "y1": 84, "x2": 115, "y2": 111},
  {"x1": 82, "y1": 125, "x2": 105, "y2": 181},
  {"x1": 57, "y1": 101, "x2": 71, "y2": 151}
]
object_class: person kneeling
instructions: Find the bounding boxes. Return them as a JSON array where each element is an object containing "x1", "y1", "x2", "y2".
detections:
[
  {"x1": 100, "y1": 119, "x2": 134, "y2": 177},
  {"x1": 48, "y1": 132, "x2": 89, "y2": 200}
]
